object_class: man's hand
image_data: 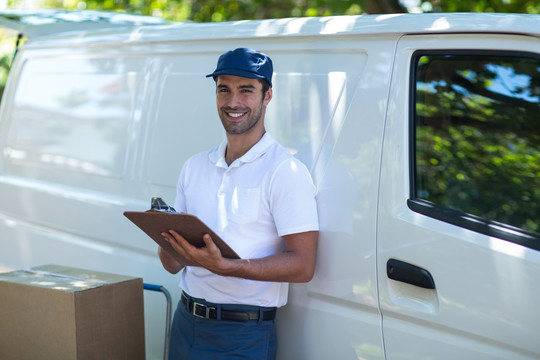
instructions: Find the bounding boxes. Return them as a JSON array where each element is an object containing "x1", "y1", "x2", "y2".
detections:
[{"x1": 161, "y1": 230, "x2": 238, "y2": 275}]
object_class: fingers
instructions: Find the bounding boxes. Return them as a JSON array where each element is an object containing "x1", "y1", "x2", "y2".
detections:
[
  {"x1": 161, "y1": 231, "x2": 225, "y2": 272},
  {"x1": 160, "y1": 231, "x2": 173, "y2": 243},
  {"x1": 202, "y1": 233, "x2": 214, "y2": 248},
  {"x1": 161, "y1": 230, "x2": 191, "y2": 258}
]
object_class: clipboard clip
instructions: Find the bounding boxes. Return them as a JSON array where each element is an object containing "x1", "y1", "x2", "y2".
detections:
[{"x1": 149, "y1": 197, "x2": 176, "y2": 213}]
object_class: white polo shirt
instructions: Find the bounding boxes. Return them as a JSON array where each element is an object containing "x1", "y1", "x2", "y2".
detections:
[{"x1": 174, "y1": 132, "x2": 319, "y2": 307}]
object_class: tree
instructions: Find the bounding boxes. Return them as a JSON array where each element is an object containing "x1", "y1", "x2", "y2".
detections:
[
  {"x1": 36, "y1": 0, "x2": 406, "y2": 21},
  {"x1": 12, "y1": 0, "x2": 540, "y2": 22},
  {"x1": 424, "y1": 0, "x2": 540, "y2": 13}
]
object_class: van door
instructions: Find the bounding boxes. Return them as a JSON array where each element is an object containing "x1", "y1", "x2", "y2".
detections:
[{"x1": 378, "y1": 34, "x2": 540, "y2": 359}]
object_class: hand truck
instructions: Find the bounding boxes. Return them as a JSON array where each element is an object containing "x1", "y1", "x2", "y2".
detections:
[{"x1": 143, "y1": 283, "x2": 172, "y2": 360}]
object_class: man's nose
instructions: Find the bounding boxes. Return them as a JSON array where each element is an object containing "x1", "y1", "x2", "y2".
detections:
[{"x1": 226, "y1": 92, "x2": 242, "y2": 108}]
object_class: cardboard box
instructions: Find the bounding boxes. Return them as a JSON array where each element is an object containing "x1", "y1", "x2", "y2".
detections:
[{"x1": 0, "y1": 265, "x2": 145, "y2": 360}]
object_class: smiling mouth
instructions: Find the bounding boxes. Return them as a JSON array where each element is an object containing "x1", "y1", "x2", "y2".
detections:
[{"x1": 225, "y1": 110, "x2": 247, "y2": 120}]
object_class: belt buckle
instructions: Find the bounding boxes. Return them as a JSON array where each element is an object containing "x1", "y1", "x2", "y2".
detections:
[{"x1": 192, "y1": 302, "x2": 210, "y2": 318}]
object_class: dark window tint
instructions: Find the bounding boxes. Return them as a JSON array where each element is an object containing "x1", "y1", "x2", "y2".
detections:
[{"x1": 411, "y1": 52, "x2": 540, "y2": 248}]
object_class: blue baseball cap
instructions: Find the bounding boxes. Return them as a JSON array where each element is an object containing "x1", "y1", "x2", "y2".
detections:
[{"x1": 206, "y1": 48, "x2": 273, "y2": 87}]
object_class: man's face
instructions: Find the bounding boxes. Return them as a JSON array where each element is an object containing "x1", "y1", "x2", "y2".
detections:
[{"x1": 216, "y1": 75, "x2": 272, "y2": 135}]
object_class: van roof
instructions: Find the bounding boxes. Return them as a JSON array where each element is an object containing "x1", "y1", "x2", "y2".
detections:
[
  {"x1": 17, "y1": 12, "x2": 540, "y2": 47},
  {"x1": 0, "y1": 9, "x2": 168, "y2": 39}
]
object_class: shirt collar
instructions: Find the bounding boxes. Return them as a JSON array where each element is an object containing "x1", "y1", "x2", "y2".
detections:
[{"x1": 209, "y1": 132, "x2": 275, "y2": 168}]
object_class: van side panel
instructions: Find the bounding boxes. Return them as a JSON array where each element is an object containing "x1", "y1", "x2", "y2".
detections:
[{"x1": 144, "y1": 54, "x2": 224, "y2": 190}]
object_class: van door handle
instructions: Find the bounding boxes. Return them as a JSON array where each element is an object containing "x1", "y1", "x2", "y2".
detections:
[{"x1": 386, "y1": 259, "x2": 436, "y2": 289}]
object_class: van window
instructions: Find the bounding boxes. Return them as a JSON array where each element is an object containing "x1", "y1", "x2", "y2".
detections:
[
  {"x1": 409, "y1": 51, "x2": 540, "y2": 249},
  {"x1": 3, "y1": 57, "x2": 142, "y2": 182}
]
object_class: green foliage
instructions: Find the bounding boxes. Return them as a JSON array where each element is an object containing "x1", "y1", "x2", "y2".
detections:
[
  {"x1": 429, "y1": 0, "x2": 540, "y2": 14},
  {"x1": 0, "y1": 29, "x2": 18, "y2": 100},
  {"x1": 13, "y1": 0, "x2": 369, "y2": 22},
  {"x1": 415, "y1": 54, "x2": 540, "y2": 235},
  {"x1": 5, "y1": 0, "x2": 540, "y2": 23}
]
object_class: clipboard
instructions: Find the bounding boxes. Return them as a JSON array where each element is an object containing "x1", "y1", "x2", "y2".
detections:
[{"x1": 124, "y1": 211, "x2": 240, "y2": 267}]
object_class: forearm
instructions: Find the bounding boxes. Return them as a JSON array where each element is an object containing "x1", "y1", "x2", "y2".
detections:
[
  {"x1": 158, "y1": 246, "x2": 185, "y2": 274},
  {"x1": 220, "y1": 251, "x2": 315, "y2": 283},
  {"x1": 214, "y1": 231, "x2": 318, "y2": 283}
]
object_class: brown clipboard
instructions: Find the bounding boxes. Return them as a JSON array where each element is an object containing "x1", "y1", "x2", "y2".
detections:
[{"x1": 124, "y1": 211, "x2": 240, "y2": 267}]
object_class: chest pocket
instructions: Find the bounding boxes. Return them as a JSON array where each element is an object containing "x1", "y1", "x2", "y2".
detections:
[{"x1": 229, "y1": 187, "x2": 260, "y2": 224}]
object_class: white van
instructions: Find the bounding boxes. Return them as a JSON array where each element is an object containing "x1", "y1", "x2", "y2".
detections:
[{"x1": 0, "y1": 11, "x2": 538, "y2": 360}]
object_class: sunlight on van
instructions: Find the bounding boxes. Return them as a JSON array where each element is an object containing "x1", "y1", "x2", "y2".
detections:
[
  {"x1": 490, "y1": 236, "x2": 528, "y2": 259},
  {"x1": 321, "y1": 16, "x2": 357, "y2": 34},
  {"x1": 427, "y1": 17, "x2": 450, "y2": 30}
]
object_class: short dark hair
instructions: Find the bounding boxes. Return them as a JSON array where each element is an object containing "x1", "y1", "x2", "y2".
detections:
[{"x1": 259, "y1": 79, "x2": 271, "y2": 98}]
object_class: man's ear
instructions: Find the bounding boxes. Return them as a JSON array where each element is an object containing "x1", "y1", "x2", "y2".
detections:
[{"x1": 263, "y1": 87, "x2": 273, "y2": 106}]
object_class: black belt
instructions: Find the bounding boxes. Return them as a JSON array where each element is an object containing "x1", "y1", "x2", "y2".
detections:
[{"x1": 181, "y1": 292, "x2": 276, "y2": 322}]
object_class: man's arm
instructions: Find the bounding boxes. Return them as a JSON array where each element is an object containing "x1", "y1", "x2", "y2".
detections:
[
  {"x1": 161, "y1": 230, "x2": 318, "y2": 283},
  {"x1": 157, "y1": 246, "x2": 185, "y2": 274}
]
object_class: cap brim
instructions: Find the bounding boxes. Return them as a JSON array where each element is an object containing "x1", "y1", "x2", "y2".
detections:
[{"x1": 205, "y1": 69, "x2": 266, "y2": 81}]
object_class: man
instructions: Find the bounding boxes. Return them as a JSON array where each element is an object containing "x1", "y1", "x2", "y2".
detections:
[{"x1": 159, "y1": 48, "x2": 319, "y2": 360}]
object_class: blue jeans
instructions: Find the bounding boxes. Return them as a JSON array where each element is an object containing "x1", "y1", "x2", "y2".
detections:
[{"x1": 168, "y1": 295, "x2": 277, "y2": 360}]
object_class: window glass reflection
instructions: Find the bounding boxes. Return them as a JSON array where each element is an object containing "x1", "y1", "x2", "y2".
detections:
[
  {"x1": 5, "y1": 58, "x2": 138, "y2": 178},
  {"x1": 414, "y1": 53, "x2": 540, "y2": 236}
]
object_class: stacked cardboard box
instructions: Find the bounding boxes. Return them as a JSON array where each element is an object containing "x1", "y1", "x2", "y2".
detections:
[{"x1": 0, "y1": 265, "x2": 145, "y2": 359}]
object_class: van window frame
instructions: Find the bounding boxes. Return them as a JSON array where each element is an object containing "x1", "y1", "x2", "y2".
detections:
[{"x1": 407, "y1": 49, "x2": 540, "y2": 251}]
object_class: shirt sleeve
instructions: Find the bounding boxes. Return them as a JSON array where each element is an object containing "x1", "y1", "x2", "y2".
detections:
[
  {"x1": 174, "y1": 161, "x2": 188, "y2": 213},
  {"x1": 269, "y1": 157, "x2": 319, "y2": 236}
]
